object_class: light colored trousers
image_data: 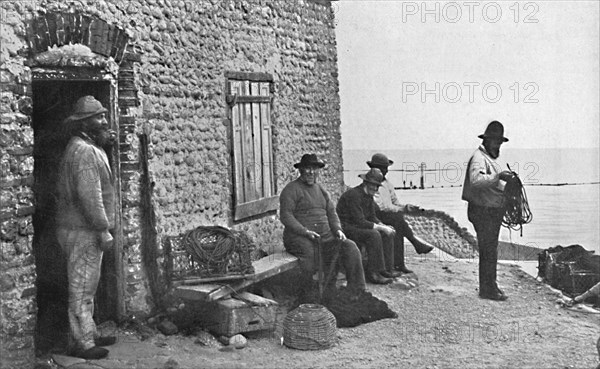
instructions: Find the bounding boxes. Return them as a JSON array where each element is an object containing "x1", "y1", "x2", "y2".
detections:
[{"x1": 56, "y1": 227, "x2": 103, "y2": 350}]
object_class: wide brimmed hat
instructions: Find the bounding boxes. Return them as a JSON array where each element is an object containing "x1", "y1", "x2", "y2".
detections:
[
  {"x1": 294, "y1": 153, "x2": 325, "y2": 169},
  {"x1": 478, "y1": 121, "x2": 509, "y2": 142},
  {"x1": 67, "y1": 96, "x2": 107, "y2": 122},
  {"x1": 359, "y1": 168, "x2": 384, "y2": 186},
  {"x1": 367, "y1": 153, "x2": 394, "y2": 168}
]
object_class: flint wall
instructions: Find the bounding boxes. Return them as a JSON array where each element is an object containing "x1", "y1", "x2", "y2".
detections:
[{"x1": 0, "y1": 0, "x2": 343, "y2": 364}]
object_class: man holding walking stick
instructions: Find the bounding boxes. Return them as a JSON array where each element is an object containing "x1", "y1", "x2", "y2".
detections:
[{"x1": 280, "y1": 154, "x2": 367, "y2": 302}]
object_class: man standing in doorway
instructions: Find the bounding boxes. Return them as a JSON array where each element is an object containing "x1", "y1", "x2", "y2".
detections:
[
  {"x1": 462, "y1": 121, "x2": 514, "y2": 301},
  {"x1": 56, "y1": 96, "x2": 117, "y2": 359},
  {"x1": 366, "y1": 153, "x2": 435, "y2": 274}
]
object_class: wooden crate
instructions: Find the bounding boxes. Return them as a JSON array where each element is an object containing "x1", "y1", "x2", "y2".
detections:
[{"x1": 195, "y1": 292, "x2": 278, "y2": 337}]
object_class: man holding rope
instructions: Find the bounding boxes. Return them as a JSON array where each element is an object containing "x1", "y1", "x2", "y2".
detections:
[
  {"x1": 462, "y1": 121, "x2": 515, "y2": 301},
  {"x1": 280, "y1": 154, "x2": 367, "y2": 302}
]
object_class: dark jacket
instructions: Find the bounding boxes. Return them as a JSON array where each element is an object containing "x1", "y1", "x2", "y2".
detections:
[{"x1": 337, "y1": 184, "x2": 380, "y2": 230}]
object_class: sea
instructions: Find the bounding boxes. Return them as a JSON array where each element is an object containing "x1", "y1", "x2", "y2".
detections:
[{"x1": 343, "y1": 148, "x2": 600, "y2": 255}]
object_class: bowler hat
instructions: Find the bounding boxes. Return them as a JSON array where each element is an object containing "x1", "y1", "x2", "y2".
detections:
[
  {"x1": 478, "y1": 121, "x2": 509, "y2": 142},
  {"x1": 367, "y1": 153, "x2": 394, "y2": 168},
  {"x1": 359, "y1": 168, "x2": 384, "y2": 186},
  {"x1": 294, "y1": 153, "x2": 325, "y2": 168},
  {"x1": 67, "y1": 96, "x2": 107, "y2": 122}
]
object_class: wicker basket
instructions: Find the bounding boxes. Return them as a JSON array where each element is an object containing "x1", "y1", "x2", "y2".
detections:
[{"x1": 283, "y1": 304, "x2": 337, "y2": 350}]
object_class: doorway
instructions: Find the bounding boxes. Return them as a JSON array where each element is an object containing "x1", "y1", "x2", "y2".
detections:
[{"x1": 31, "y1": 79, "x2": 122, "y2": 354}]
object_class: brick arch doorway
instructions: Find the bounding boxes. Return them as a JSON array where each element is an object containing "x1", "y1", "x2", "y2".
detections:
[{"x1": 31, "y1": 76, "x2": 124, "y2": 354}]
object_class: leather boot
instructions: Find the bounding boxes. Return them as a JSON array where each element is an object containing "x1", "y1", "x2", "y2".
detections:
[
  {"x1": 395, "y1": 266, "x2": 414, "y2": 274},
  {"x1": 410, "y1": 235, "x2": 434, "y2": 254},
  {"x1": 71, "y1": 346, "x2": 109, "y2": 360},
  {"x1": 367, "y1": 272, "x2": 393, "y2": 284},
  {"x1": 94, "y1": 336, "x2": 116, "y2": 347},
  {"x1": 394, "y1": 242, "x2": 414, "y2": 274},
  {"x1": 381, "y1": 270, "x2": 402, "y2": 278}
]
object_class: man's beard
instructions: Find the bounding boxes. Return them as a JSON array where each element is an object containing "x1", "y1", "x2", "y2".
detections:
[
  {"x1": 488, "y1": 147, "x2": 500, "y2": 158},
  {"x1": 87, "y1": 128, "x2": 112, "y2": 147}
]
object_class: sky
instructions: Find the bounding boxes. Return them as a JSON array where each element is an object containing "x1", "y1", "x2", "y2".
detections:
[{"x1": 334, "y1": 0, "x2": 600, "y2": 150}]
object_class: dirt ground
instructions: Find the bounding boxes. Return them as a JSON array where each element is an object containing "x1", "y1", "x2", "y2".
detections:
[{"x1": 43, "y1": 247, "x2": 600, "y2": 369}]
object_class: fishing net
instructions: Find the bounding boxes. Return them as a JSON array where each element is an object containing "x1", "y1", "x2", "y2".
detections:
[{"x1": 321, "y1": 287, "x2": 398, "y2": 328}]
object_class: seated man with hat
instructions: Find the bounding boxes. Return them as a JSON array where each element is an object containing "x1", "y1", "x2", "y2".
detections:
[
  {"x1": 280, "y1": 154, "x2": 367, "y2": 300},
  {"x1": 367, "y1": 153, "x2": 435, "y2": 274},
  {"x1": 336, "y1": 168, "x2": 402, "y2": 284}
]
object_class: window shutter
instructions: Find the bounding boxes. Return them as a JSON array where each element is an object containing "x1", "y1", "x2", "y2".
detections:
[
  {"x1": 259, "y1": 82, "x2": 273, "y2": 197},
  {"x1": 240, "y1": 80, "x2": 258, "y2": 202},
  {"x1": 229, "y1": 80, "x2": 245, "y2": 204},
  {"x1": 250, "y1": 82, "x2": 263, "y2": 199},
  {"x1": 227, "y1": 72, "x2": 277, "y2": 220}
]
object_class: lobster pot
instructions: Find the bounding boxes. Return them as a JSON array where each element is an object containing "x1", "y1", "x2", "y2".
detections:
[
  {"x1": 559, "y1": 262, "x2": 600, "y2": 295},
  {"x1": 283, "y1": 304, "x2": 337, "y2": 350}
]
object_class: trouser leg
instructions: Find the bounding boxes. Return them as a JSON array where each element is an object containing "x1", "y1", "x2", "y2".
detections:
[
  {"x1": 380, "y1": 232, "x2": 395, "y2": 271},
  {"x1": 377, "y1": 211, "x2": 406, "y2": 265},
  {"x1": 468, "y1": 204, "x2": 503, "y2": 294},
  {"x1": 335, "y1": 239, "x2": 366, "y2": 291},
  {"x1": 378, "y1": 211, "x2": 414, "y2": 267},
  {"x1": 378, "y1": 210, "x2": 436, "y2": 256},
  {"x1": 57, "y1": 228, "x2": 103, "y2": 351},
  {"x1": 343, "y1": 227, "x2": 386, "y2": 273},
  {"x1": 283, "y1": 236, "x2": 317, "y2": 292}
]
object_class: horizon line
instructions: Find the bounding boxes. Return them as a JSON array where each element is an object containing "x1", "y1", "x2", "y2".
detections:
[{"x1": 343, "y1": 147, "x2": 600, "y2": 151}]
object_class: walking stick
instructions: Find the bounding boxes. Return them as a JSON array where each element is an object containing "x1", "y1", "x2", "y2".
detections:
[
  {"x1": 315, "y1": 237, "x2": 324, "y2": 302},
  {"x1": 316, "y1": 238, "x2": 342, "y2": 304}
]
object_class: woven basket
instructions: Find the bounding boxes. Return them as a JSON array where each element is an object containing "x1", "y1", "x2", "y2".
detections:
[{"x1": 283, "y1": 304, "x2": 337, "y2": 350}]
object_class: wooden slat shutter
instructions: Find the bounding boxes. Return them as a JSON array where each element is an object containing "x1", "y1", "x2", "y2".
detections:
[
  {"x1": 259, "y1": 82, "x2": 273, "y2": 197},
  {"x1": 240, "y1": 81, "x2": 258, "y2": 202},
  {"x1": 230, "y1": 81, "x2": 244, "y2": 204},
  {"x1": 250, "y1": 82, "x2": 263, "y2": 199},
  {"x1": 228, "y1": 73, "x2": 277, "y2": 220}
]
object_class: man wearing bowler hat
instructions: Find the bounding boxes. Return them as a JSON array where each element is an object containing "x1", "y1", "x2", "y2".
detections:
[
  {"x1": 56, "y1": 96, "x2": 117, "y2": 359},
  {"x1": 366, "y1": 153, "x2": 436, "y2": 274},
  {"x1": 337, "y1": 168, "x2": 402, "y2": 284},
  {"x1": 280, "y1": 154, "x2": 367, "y2": 300},
  {"x1": 462, "y1": 121, "x2": 515, "y2": 301}
]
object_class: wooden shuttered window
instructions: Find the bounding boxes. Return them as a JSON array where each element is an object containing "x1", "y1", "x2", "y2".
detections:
[{"x1": 227, "y1": 73, "x2": 277, "y2": 220}]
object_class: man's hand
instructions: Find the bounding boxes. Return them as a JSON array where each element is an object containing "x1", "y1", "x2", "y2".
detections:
[
  {"x1": 99, "y1": 230, "x2": 114, "y2": 251},
  {"x1": 305, "y1": 230, "x2": 321, "y2": 240},
  {"x1": 107, "y1": 129, "x2": 118, "y2": 145},
  {"x1": 404, "y1": 204, "x2": 421, "y2": 212},
  {"x1": 375, "y1": 223, "x2": 395, "y2": 236},
  {"x1": 336, "y1": 230, "x2": 347, "y2": 241},
  {"x1": 499, "y1": 170, "x2": 515, "y2": 182}
]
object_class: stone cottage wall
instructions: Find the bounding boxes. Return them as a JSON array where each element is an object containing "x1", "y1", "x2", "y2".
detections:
[
  {"x1": 1, "y1": 0, "x2": 343, "y2": 364},
  {"x1": 1, "y1": 0, "x2": 37, "y2": 364},
  {"x1": 115, "y1": 0, "x2": 345, "y2": 311}
]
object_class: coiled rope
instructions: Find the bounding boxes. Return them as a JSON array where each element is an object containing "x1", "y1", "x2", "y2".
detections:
[
  {"x1": 502, "y1": 165, "x2": 533, "y2": 236},
  {"x1": 181, "y1": 226, "x2": 255, "y2": 276}
]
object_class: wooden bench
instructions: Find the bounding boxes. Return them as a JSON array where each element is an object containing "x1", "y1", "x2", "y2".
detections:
[{"x1": 174, "y1": 251, "x2": 299, "y2": 302}]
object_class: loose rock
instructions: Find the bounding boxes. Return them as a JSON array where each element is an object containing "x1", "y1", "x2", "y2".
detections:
[{"x1": 158, "y1": 320, "x2": 178, "y2": 335}]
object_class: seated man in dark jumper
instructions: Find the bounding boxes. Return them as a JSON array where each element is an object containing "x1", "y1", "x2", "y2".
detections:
[
  {"x1": 336, "y1": 168, "x2": 402, "y2": 285},
  {"x1": 367, "y1": 153, "x2": 435, "y2": 274},
  {"x1": 279, "y1": 154, "x2": 367, "y2": 299}
]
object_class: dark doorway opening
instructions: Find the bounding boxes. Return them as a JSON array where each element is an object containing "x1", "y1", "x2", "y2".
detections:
[{"x1": 32, "y1": 79, "x2": 120, "y2": 354}]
